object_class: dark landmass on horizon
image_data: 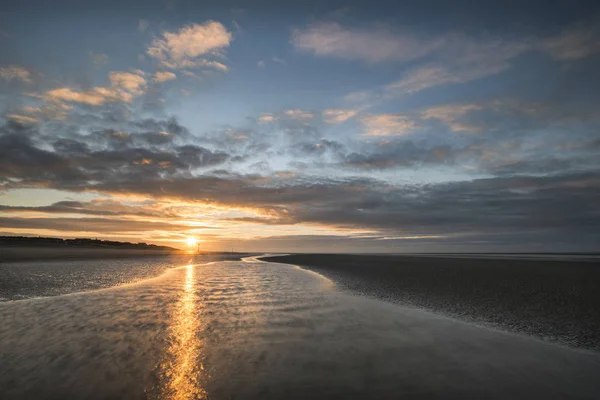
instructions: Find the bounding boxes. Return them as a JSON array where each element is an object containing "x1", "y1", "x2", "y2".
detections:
[
  {"x1": 0, "y1": 236, "x2": 185, "y2": 263},
  {"x1": 0, "y1": 236, "x2": 176, "y2": 251},
  {"x1": 263, "y1": 254, "x2": 600, "y2": 351}
]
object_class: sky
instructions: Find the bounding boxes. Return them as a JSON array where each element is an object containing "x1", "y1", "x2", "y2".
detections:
[{"x1": 1, "y1": 0, "x2": 599, "y2": 252}]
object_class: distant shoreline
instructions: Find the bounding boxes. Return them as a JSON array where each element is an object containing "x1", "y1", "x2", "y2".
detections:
[
  {"x1": 0, "y1": 235, "x2": 183, "y2": 262},
  {"x1": 0, "y1": 245, "x2": 183, "y2": 263},
  {"x1": 0, "y1": 235, "x2": 177, "y2": 250}
]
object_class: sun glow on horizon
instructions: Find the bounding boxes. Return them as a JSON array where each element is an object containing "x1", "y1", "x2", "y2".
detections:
[{"x1": 186, "y1": 237, "x2": 197, "y2": 247}]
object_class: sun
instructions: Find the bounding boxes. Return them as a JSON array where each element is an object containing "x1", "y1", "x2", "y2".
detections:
[{"x1": 186, "y1": 237, "x2": 197, "y2": 247}]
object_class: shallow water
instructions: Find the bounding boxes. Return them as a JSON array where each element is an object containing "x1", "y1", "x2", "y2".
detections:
[
  {"x1": 1, "y1": 258, "x2": 600, "y2": 399},
  {"x1": 0, "y1": 254, "x2": 242, "y2": 301}
]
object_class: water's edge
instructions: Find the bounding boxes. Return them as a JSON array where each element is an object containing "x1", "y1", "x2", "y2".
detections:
[{"x1": 261, "y1": 254, "x2": 600, "y2": 352}]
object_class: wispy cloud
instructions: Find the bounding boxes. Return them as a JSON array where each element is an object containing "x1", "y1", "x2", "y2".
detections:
[
  {"x1": 360, "y1": 113, "x2": 418, "y2": 136},
  {"x1": 384, "y1": 36, "x2": 530, "y2": 95},
  {"x1": 153, "y1": 71, "x2": 177, "y2": 83},
  {"x1": 181, "y1": 70, "x2": 202, "y2": 80},
  {"x1": 542, "y1": 22, "x2": 600, "y2": 60},
  {"x1": 292, "y1": 22, "x2": 440, "y2": 63},
  {"x1": 5, "y1": 114, "x2": 38, "y2": 124},
  {"x1": 90, "y1": 52, "x2": 109, "y2": 65},
  {"x1": 284, "y1": 109, "x2": 314, "y2": 120},
  {"x1": 159, "y1": 59, "x2": 228, "y2": 71},
  {"x1": 322, "y1": 109, "x2": 358, "y2": 124},
  {"x1": 293, "y1": 22, "x2": 536, "y2": 97},
  {"x1": 0, "y1": 65, "x2": 32, "y2": 83},
  {"x1": 17, "y1": 104, "x2": 72, "y2": 121},
  {"x1": 421, "y1": 104, "x2": 484, "y2": 132},
  {"x1": 138, "y1": 19, "x2": 149, "y2": 33}
]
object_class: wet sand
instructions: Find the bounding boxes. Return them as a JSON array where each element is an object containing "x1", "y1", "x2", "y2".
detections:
[
  {"x1": 1, "y1": 258, "x2": 600, "y2": 399},
  {"x1": 261, "y1": 254, "x2": 600, "y2": 351}
]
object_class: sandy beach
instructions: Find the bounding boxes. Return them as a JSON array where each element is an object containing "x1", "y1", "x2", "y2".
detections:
[{"x1": 262, "y1": 254, "x2": 600, "y2": 351}]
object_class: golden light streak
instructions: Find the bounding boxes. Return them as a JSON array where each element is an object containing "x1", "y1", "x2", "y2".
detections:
[{"x1": 157, "y1": 264, "x2": 206, "y2": 399}]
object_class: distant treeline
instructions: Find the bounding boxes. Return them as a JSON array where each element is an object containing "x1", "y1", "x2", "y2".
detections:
[{"x1": 0, "y1": 236, "x2": 177, "y2": 251}]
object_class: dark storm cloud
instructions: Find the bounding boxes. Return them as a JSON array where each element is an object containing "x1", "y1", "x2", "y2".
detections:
[
  {"x1": 0, "y1": 123, "x2": 84, "y2": 184},
  {"x1": 3, "y1": 77, "x2": 600, "y2": 251},
  {"x1": 176, "y1": 145, "x2": 229, "y2": 167},
  {"x1": 0, "y1": 122, "x2": 231, "y2": 190},
  {"x1": 41, "y1": 106, "x2": 192, "y2": 149},
  {"x1": 52, "y1": 138, "x2": 90, "y2": 154},
  {"x1": 62, "y1": 169, "x2": 596, "y2": 247},
  {"x1": 343, "y1": 142, "x2": 463, "y2": 169},
  {"x1": 2, "y1": 111, "x2": 600, "y2": 249},
  {"x1": 283, "y1": 172, "x2": 600, "y2": 236}
]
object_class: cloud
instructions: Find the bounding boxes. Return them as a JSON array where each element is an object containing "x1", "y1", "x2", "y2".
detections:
[
  {"x1": 385, "y1": 63, "x2": 503, "y2": 96},
  {"x1": 322, "y1": 109, "x2": 358, "y2": 124},
  {"x1": 421, "y1": 104, "x2": 484, "y2": 132},
  {"x1": 40, "y1": 70, "x2": 147, "y2": 106},
  {"x1": 5, "y1": 114, "x2": 38, "y2": 124},
  {"x1": 153, "y1": 71, "x2": 177, "y2": 83},
  {"x1": 147, "y1": 21, "x2": 232, "y2": 69},
  {"x1": 90, "y1": 52, "x2": 109, "y2": 65},
  {"x1": 257, "y1": 114, "x2": 275, "y2": 122},
  {"x1": 19, "y1": 104, "x2": 72, "y2": 121},
  {"x1": 1, "y1": 108, "x2": 599, "y2": 252},
  {"x1": 293, "y1": 22, "x2": 532, "y2": 96},
  {"x1": 43, "y1": 87, "x2": 130, "y2": 106},
  {"x1": 272, "y1": 56, "x2": 286, "y2": 65},
  {"x1": 0, "y1": 200, "x2": 160, "y2": 218},
  {"x1": 108, "y1": 71, "x2": 147, "y2": 95},
  {"x1": 0, "y1": 216, "x2": 195, "y2": 233},
  {"x1": 138, "y1": 19, "x2": 149, "y2": 33},
  {"x1": 284, "y1": 109, "x2": 314, "y2": 119},
  {"x1": 256, "y1": 110, "x2": 315, "y2": 123},
  {"x1": 318, "y1": 22, "x2": 599, "y2": 100},
  {"x1": 418, "y1": 98, "x2": 600, "y2": 136},
  {"x1": 159, "y1": 59, "x2": 228, "y2": 71},
  {"x1": 0, "y1": 115, "x2": 232, "y2": 190},
  {"x1": 257, "y1": 60, "x2": 265, "y2": 68},
  {"x1": 293, "y1": 138, "x2": 346, "y2": 159},
  {"x1": 292, "y1": 22, "x2": 441, "y2": 63},
  {"x1": 360, "y1": 113, "x2": 418, "y2": 136},
  {"x1": 0, "y1": 65, "x2": 32, "y2": 83},
  {"x1": 384, "y1": 37, "x2": 529, "y2": 95},
  {"x1": 181, "y1": 70, "x2": 201, "y2": 80},
  {"x1": 542, "y1": 23, "x2": 600, "y2": 60}
]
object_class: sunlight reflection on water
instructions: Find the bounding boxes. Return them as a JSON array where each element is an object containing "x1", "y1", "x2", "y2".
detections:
[{"x1": 157, "y1": 264, "x2": 206, "y2": 400}]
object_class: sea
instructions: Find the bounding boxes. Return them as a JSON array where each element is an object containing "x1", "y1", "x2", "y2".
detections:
[{"x1": 1, "y1": 255, "x2": 599, "y2": 399}]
